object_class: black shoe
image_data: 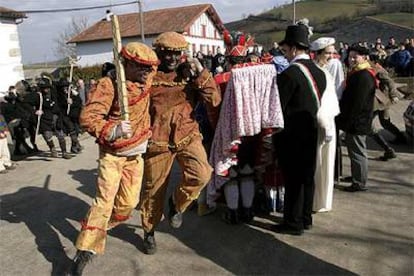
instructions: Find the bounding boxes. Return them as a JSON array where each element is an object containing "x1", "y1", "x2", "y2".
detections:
[
  {"x1": 240, "y1": 207, "x2": 254, "y2": 223},
  {"x1": 168, "y1": 197, "x2": 182, "y2": 228},
  {"x1": 222, "y1": 208, "x2": 240, "y2": 225},
  {"x1": 271, "y1": 224, "x2": 304, "y2": 236},
  {"x1": 379, "y1": 150, "x2": 397, "y2": 161},
  {"x1": 62, "y1": 152, "x2": 73, "y2": 159},
  {"x1": 343, "y1": 183, "x2": 368, "y2": 192},
  {"x1": 143, "y1": 231, "x2": 157, "y2": 255},
  {"x1": 69, "y1": 250, "x2": 94, "y2": 276}
]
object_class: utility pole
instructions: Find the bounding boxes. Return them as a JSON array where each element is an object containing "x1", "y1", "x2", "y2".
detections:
[
  {"x1": 292, "y1": 0, "x2": 296, "y2": 24},
  {"x1": 138, "y1": 0, "x2": 145, "y2": 42}
]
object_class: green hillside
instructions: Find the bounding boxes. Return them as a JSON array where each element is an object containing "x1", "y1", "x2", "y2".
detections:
[
  {"x1": 225, "y1": 0, "x2": 413, "y2": 49},
  {"x1": 370, "y1": 13, "x2": 414, "y2": 29},
  {"x1": 262, "y1": 0, "x2": 375, "y2": 24}
]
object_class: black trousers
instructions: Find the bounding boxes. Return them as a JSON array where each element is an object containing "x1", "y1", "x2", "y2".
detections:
[{"x1": 276, "y1": 122, "x2": 317, "y2": 230}]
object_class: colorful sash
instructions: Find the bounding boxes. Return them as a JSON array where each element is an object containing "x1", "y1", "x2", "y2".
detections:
[{"x1": 291, "y1": 62, "x2": 321, "y2": 108}]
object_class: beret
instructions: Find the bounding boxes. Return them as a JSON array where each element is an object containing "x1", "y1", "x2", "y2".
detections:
[
  {"x1": 349, "y1": 44, "x2": 370, "y2": 56},
  {"x1": 121, "y1": 42, "x2": 159, "y2": 66},
  {"x1": 153, "y1": 32, "x2": 188, "y2": 51},
  {"x1": 310, "y1": 37, "x2": 335, "y2": 51}
]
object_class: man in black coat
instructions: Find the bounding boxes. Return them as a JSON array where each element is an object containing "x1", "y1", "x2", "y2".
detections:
[
  {"x1": 336, "y1": 45, "x2": 376, "y2": 192},
  {"x1": 273, "y1": 23, "x2": 330, "y2": 235}
]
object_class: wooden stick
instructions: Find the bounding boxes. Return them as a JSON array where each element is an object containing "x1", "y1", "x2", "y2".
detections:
[{"x1": 111, "y1": 14, "x2": 130, "y2": 127}]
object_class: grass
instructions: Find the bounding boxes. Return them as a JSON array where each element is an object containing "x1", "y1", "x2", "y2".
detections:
[
  {"x1": 262, "y1": 0, "x2": 375, "y2": 23},
  {"x1": 370, "y1": 13, "x2": 414, "y2": 29}
]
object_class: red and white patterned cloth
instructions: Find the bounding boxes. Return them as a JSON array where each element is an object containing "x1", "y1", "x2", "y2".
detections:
[{"x1": 207, "y1": 64, "x2": 284, "y2": 205}]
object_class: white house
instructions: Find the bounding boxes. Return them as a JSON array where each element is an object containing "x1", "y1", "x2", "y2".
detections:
[
  {"x1": 0, "y1": 7, "x2": 26, "y2": 93},
  {"x1": 69, "y1": 4, "x2": 225, "y2": 67}
]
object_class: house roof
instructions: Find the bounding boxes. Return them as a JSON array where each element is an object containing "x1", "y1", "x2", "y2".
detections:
[
  {"x1": 0, "y1": 7, "x2": 27, "y2": 19},
  {"x1": 69, "y1": 4, "x2": 225, "y2": 43}
]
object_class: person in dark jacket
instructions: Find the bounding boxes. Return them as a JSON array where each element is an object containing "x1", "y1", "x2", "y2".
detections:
[
  {"x1": 336, "y1": 45, "x2": 376, "y2": 192},
  {"x1": 55, "y1": 79, "x2": 83, "y2": 153},
  {"x1": 1, "y1": 82, "x2": 39, "y2": 155},
  {"x1": 34, "y1": 77, "x2": 72, "y2": 159},
  {"x1": 272, "y1": 22, "x2": 333, "y2": 235},
  {"x1": 389, "y1": 43, "x2": 412, "y2": 77}
]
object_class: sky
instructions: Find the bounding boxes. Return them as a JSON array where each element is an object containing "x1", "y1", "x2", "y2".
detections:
[{"x1": 1, "y1": 0, "x2": 289, "y2": 64}]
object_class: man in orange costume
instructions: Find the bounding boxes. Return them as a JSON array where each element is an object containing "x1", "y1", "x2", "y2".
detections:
[
  {"x1": 69, "y1": 42, "x2": 159, "y2": 275},
  {"x1": 140, "y1": 32, "x2": 221, "y2": 254}
]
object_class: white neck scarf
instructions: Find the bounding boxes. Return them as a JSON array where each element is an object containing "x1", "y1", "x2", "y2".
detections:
[{"x1": 290, "y1": 53, "x2": 310, "y2": 64}]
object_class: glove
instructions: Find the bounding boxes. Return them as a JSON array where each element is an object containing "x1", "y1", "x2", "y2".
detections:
[
  {"x1": 35, "y1": 110, "x2": 43, "y2": 116},
  {"x1": 71, "y1": 89, "x2": 79, "y2": 96},
  {"x1": 67, "y1": 98, "x2": 73, "y2": 105},
  {"x1": 114, "y1": 120, "x2": 132, "y2": 138},
  {"x1": 187, "y1": 57, "x2": 204, "y2": 73}
]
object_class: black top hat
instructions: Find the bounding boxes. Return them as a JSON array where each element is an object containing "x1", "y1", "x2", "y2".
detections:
[
  {"x1": 349, "y1": 44, "x2": 370, "y2": 56},
  {"x1": 279, "y1": 24, "x2": 310, "y2": 48}
]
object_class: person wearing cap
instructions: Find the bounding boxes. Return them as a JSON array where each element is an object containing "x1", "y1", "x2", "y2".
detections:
[
  {"x1": 69, "y1": 42, "x2": 158, "y2": 275},
  {"x1": 35, "y1": 77, "x2": 73, "y2": 159},
  {"x1": 336, "y1": 44, "x2": 376, "y2": 192},
  {"x1": 310, "y1": 37, "x2": 341, "y2": 213},
  {"x1": 55, "y1": 78, "x2": 83, "y2": 154},
  {"x1": 139, "y1": 32, "x2": 221, "y2": 254},
  {"x1": 272, "y1": 23, "x2": 337, "y2": 235}
]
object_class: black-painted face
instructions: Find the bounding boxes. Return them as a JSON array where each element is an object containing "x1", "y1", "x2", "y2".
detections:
[
  {"x1": 158, "y1": 50, "x2": 182, "y2": 72},
  {"x1": 124, "y1": 59, "x2": 153, "y2": 84}
]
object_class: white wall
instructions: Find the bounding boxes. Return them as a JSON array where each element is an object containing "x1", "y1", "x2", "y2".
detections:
[
  {"x1": 76, "y1": 37, "x2": 155, "y2": 67},
  {"x1": 188, "y1": 12, "x2": 223, "y2": 55},
  {"x1": 186, "y1": 36, "x2": 224, "y2": 55},
  {"x1": 75, "y1": 11, "x2": 225, "y2": 67},
  {"x1": 0, "y1": 18, "x2": 25, "y2": 93}
]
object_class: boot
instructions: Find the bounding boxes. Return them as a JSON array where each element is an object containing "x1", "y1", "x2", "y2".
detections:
[
  {"x1": 69, "y1": 250, "x2": 94, "y2": 276},
  {"x1": 13, "y1": 145, "x2": 25, "y2": 156},
  {"x1": 47, "y1": 140, "x2": 58, "y2": 158},
  {"x1": 143, "y1": 231, "x2": 157, "y2": 255},
  {"x1": 70, "y1": 133, "x2": 82, "y2": 154},
  {"x1": 240, "y1": 207, "x2": 254, "y2": 223},
  {"x1": 58, "y1": 137, "x2": 72, "y2": 159},
  {"x1": 379, "y1": 149, "x2": 397, "y2": 161},
  {"x1": 168, "y1": 197, "x2": 182, "y2": 228},
  {"x1": 62, "y1": 152, "x2": 72, "y2": 159},
  {"x1": 222, "y1": 208, "x2": 240, "y2": 225}
]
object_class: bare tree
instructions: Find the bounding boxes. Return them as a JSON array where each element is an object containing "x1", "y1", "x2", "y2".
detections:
[{"x1": 54, "y1": 16, "x2": 89, "y2": 60}]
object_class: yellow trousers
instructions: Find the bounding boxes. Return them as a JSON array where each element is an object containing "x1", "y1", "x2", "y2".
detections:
[
  {"x1": 75, "y1": 151, "x2": 144, "y2": 254},
  {"x1": 140, "y1": 136, "x2": 212, "y2": 232}
]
